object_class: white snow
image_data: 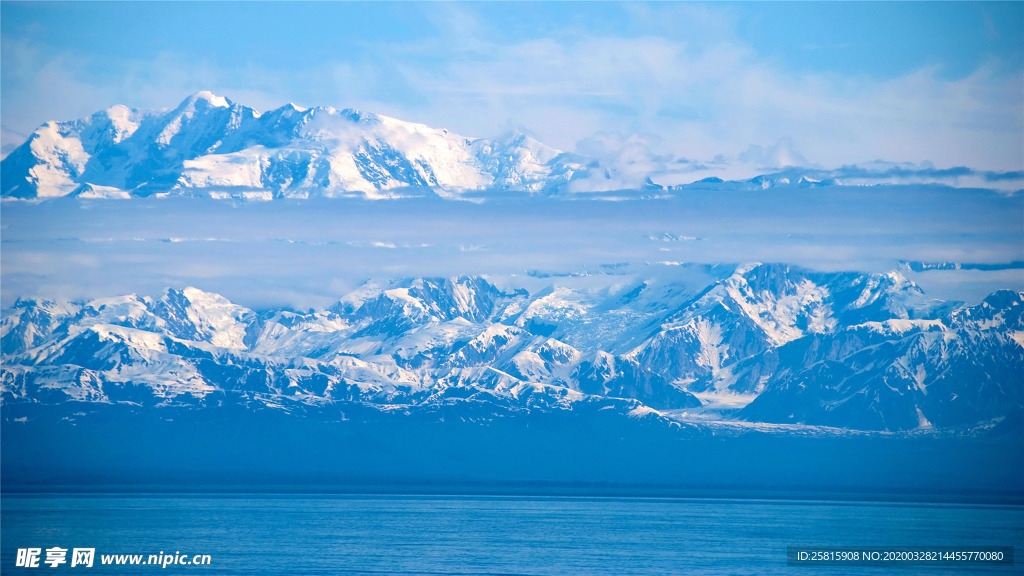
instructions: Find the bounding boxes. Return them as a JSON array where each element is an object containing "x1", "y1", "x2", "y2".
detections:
[
  {"x1": 179, "y1": 147, "x2": 270, "y2": 188},
  {"x1": 28, "y1": 122, "x2": 90, "y2": 197},
  {"x1": 37, "y1": 366, "x2": 108, "y2": 403},
  {"x1": 103, "y1": 105, "x2": 141, "y2": 144},
  {"x1": 91, "y1": 323, "x2": 166, "y2": 353},
  {"x1": 77, "y1": 184, "x2": 131, "y2": 199},
  {"x1": 179, "y1": 287, "x2": 253, "y2": 350},
  {"x1": 694, "y1": 318, "x2": 725, "y2": 374},
  {"x1": 194, "y1": 91, "x2": 230, "y2": 108},
  {"x1": 627, "y1": 405, "x2": 662, "y2": 419},
  {"x1": 916, "y1": 407, "x2": 932, "y2": 429},
  {"x1": 914, "y1": 363, "x2": 928, "y2": 394},
  {"x1": 854, "y1": 318, "x2": 946, "y2": 335},
  {"x1": 1012, "y1": 330, "x2": 1024, "y2": 349}
]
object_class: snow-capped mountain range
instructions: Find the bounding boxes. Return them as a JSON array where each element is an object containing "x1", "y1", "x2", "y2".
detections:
[
  {"x1": 4, "y1": 264, "x2": 1021, "y2": 433},
  {"x1": 1, "y1": 91, "x2": 588, "y2": 200},
  {"x1": 5, "y1": 92, "x2": 1021, "y2": 199}
]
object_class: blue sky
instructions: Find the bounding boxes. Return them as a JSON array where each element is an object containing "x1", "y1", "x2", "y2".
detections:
[{"x1": 2, "y1": 1, "x2": 1022, "y2": 176}]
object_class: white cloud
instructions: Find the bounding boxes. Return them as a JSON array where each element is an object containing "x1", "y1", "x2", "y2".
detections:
[
  {"x1": 2, "y1": 5, "x2": 1021, "y2": 178},
  {"x1": 568, "y1": 133, "x2": 668, "y2": 193},
  {"x1": 4, "y1": 189, "x2": 1021, "y2": 309},
  {"x1": 384, "y1": 19, "x2": 1022, "y2": 175},
  {"x1": 738, "y1": 138, "x2": 807, "y2": 171}
]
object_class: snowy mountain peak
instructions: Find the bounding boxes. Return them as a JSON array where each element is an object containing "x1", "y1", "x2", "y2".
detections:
[
  {"x1": 184, "y1": 90, "x2": 231, "y2": 109},
  {"x1": 156, "y1": 287, "x2": 254, "y2": 350},
  {"x1": 1, "y1": 93, "x2": 593, "y2": 199}
]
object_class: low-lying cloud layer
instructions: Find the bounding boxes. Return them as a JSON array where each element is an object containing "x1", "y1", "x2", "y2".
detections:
[{"x1": 3, "y1": 185, "x2": 1021, "y2": 310}]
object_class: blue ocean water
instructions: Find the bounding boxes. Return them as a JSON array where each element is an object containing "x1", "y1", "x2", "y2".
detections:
[{"x1": 1, "y1": 493, "x2": 1020, "y2": 575}]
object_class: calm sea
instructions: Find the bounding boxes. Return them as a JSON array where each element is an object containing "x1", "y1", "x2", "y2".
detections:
[{"x1": 1, "y1": 493, "x2": 1021, "y2": 575}]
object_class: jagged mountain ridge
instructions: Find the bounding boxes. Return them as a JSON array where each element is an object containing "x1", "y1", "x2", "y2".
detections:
[
  {"x1": 740, "y1": 290, "x2": 1024, "y2": 430},
  {"x1": 1, "y1": 91, "x2": 589, "y2": 200},
  {"x1": 6, "y1": 92, "x2": 1020, "y2": 200},
  {"x1": 3, "y1": 264, "x2": 1021, "y2": 432}
]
